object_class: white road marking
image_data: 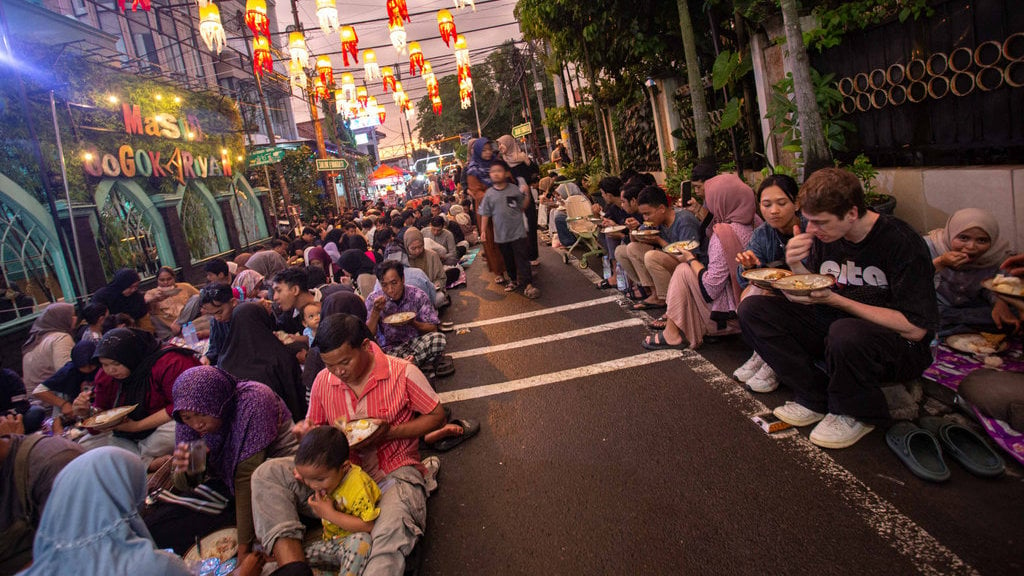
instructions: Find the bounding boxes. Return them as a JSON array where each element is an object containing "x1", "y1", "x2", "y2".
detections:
[
  {"x1": 438, "y1": 349, "x2": 683, "y2": 403},
  {"x1": 452, "y1": 295, "x2": 622, "y2": 329},
  {"x1": 449, "y1": 318, "x2": 645, "y2": 359}
]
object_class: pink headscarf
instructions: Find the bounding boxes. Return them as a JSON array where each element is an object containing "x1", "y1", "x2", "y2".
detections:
[{"x1": 704, "y1": 173, "x2": 757, "y2": 300}]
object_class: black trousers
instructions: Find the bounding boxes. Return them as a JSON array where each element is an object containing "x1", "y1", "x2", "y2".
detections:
[
  {"x1": 737, "y1": 295, "x2": 933, "y2": 424},
  {"x1": 525, "y1": 204, "x2": 540, "y2": 261},
  {"x1": 497, "y1": 237, "x2": 533, "y2": 285}
]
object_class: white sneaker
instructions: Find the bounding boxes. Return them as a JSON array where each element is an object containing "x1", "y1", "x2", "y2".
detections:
[
  {"x1": 773, "y1": 401, "x2": 825, "y2": 427},
  {"x1": 809, "y1": 414, "x2": 875, "y2": 449},
  {"x1": 747, "y1": 363, "x2": 779, "y2": 393},
  {"x1": 733, "y1": 352, "x2": 764, "y2": 382}
]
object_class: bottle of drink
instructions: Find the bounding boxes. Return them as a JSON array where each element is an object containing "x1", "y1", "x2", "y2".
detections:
[
  {"x1": 602, "y1": 255, "x2": 611, "y2": 280},
  {"x1": 616, "y1": 264, "x2": 628, "y2": 292},
  {"x1": 182, "y1": 322, "x2": 199, "y2": 350}
]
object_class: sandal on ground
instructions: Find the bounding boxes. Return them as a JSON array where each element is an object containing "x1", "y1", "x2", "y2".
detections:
[
  {"x1": 597, "y1": 278, "x2": 614, "y2": 289},
  {"x1": 885, "y1": 421, "x2": 950, "y2": 482},
  {"x1": 503, "y1": 282, "x2": 519, "y2": 292},
  {"x1": 648, "y1": 316, "x2": 668, "y2": 330},
  {"x1": 919, "y1": 417, "x2": 1005, "y2": 477},
  {"x1": 632, "y1": 300, "x2": 667, "y2": 311},
  {"x1": 625, "y1": 286, "x2": 649, "y2": 301},
  {"x1": 642, "y1": 331, "x2": 686, "y2": 350},
  {"x1": 494, "y1": 276, "x2": 507, "y2": 285},
  {"x1": 431, "y1": 418, "x2": 480, "y2": 452},
  {"x1": 523, "y1": 285, "x2": 540, "y2": 299},
  {"x1": 433, "y1": 355, "x2": 456, "y2": 378}
]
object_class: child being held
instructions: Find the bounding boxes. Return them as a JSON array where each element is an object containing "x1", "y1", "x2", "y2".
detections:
[
  {"x1": 294, "y1": 426, "x2": 380, "y2": 573},
  {"x1": 302, "y1": 301, "x2": 322, "y2": 347}
]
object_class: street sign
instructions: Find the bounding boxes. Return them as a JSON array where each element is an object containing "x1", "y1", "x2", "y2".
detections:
[
  {"x1": 316, "y1": 158, "x2": 350, "y2": 171},
  {"x1": 459, "y1": 132, "x2": 473, "y2": 144},
  {"x1": 248, "y1": 147, "x2": 285, "y2": 166},
  {"x1": 511, "y1": 123, "x2": 532, "y2": 138}
]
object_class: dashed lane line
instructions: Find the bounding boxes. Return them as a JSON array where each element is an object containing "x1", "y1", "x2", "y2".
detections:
[
  {"x1": 438, "y1": 349, "x2": 684, "y2": 403},
  {"x1": 448, "y1": 318, "x2": 645, "y2": 359},
  {"x1": 452, "y1": 294, "x2": 622, "y2": 330}
]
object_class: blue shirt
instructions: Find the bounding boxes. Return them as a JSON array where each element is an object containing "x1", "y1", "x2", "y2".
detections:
[{"x1": 660, "y1": 209, "x2": 701, "y2": 244}]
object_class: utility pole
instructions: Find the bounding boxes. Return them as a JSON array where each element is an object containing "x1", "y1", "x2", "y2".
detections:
[{"x1": 528, "y1": 41, "x2": 551, "y2": 160}]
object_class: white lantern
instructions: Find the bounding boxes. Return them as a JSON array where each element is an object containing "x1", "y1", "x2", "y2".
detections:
[
  {"x1": 388, "y1": 22, "x2": 407, "y2": 54},
  {"x1": 453, "y1": 0, "x2": 475, "y2": 11},
  {"x1": 363, "y1": 49, "x2": 380, "y2": 81},
  {"x1": 316, "y1": 0, "x2": 338, "y2": 34},
  {"x1": 288, "y1": 31, "x2": 309, "y2": 69},
  {"x1": 289, "y1": 60, "x2": 307, "y2": 90},
  {"x1": 198, "y1": 3, "x2": 225, "y2": 54}
]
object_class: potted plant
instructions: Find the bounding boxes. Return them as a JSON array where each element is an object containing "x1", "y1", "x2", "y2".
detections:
[{"x1": 847, "y1": 153, "x2": 896, "y2": 214}]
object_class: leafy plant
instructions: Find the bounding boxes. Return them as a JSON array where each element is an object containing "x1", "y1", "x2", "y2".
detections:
[
  {"x1": 843, "y1": 152, "x2": 888, "y2": 204},
  {"x1": 803, "y1": 0, "x2": 934, "y2": 52},
  {"x1": 711, "y1": 49, "x2": 753, "y2": 131},
  {"x1": 765, "y1": 68, "x2": 855, "y2": 158}
]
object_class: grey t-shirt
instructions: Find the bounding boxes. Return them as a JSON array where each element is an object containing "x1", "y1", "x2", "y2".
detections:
[{"x1": 479, "y1": 184, "x2": 527, "y2": 243}]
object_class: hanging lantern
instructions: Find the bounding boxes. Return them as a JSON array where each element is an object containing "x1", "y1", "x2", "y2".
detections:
[
  {"x1": 393, "y1": 82, "x2": 404, "y2": 106},
  {"x1": 388, "y1": 22, "x2": 407, "y2": 54},
  {"x1": 427, "y1": 79, "x2": 439, "y2": 99},
  {"x1": 356, "y1": 86, "x2": 369, "y2": 107},
  {"x1": 316, "y1": 56, "x2": 334, "y2": 89},
  {"x1": 459, "y1": 73, "x2": 473, "y2": 94},
  {"x1": 431, "y1": 95, "x2": 443, "y2": 115},
  {"x1": 363, "y1": 49, "x2": 380, "y2": 81},
  {"x1": 436, "y1": 9, "x2": 457, "y2": 47},
  {"x1": 408, "y1": 42, "x2": 424, "y2": 76},
  {"x1": 454, "y1": 35, "x2": 470, "y2": 74},
  {"x1": 339, "y1": 26, "x2": 359, "y2": 67},
  {"x1": 199, "y1": 3, "x2": 226, "y2": 54},
  {"x1": 316, "y1": 0, "x2": 339, "y2": 34},
  {"x1": 422, "y1": 62, "x2": 434, "y2": 77},
  {"x1": 453, "y1": 0, "x2": 475, "y2": 11},
  {"x1": 372, "y1": 97, "x2": 386, "y2": 123},
  {"x1": 313, "y1": 77, "x2": 330, "y2": 101},
  {"x1": 386, "y1": 0, "x2": 410, "y2": 26},
  {"x1": 460, "y1": 88, "x2": 472, "y2": 109},
  {"x1": 245, "y1": 0, "x2": 269, "y2": 37},
  {"x1": 340, "y1": 73, "x2": 356, "y2": 102},
  {"x1": 334, "y1": 90, "x2": 345, "y2": 113},
  {"x1": 252, "y1": 35, "x2": 273, "y2": 77},
  {"x1": 405, "y1": 105, "x2": 415, "y2": 121},
  {"x1": 288, "y1": 31, "x2": 309, "y2": 68},
  {"x1": 289, "y1": 60, "x2": 307, "y2": 89},
  {"x1": 381, "y1": 67, "x2": 397, "y2": 92},
  {"x1": 118, "y1": 0, "x2": 151, "y2": 12}
]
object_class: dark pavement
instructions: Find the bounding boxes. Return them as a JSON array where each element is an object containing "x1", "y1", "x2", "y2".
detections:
[{"x1": 419, "y1": 242, "x2": 1024, "y2": 576}]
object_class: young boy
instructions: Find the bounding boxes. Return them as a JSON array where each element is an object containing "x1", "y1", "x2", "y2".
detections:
[
  {"x1": 478, "y1": 160, "x2": 540, "y2": 299},
  {"x1": 294, "y1": 426, "x2": 380, "y2": 573},
  {"x1": 302, "y1": 301, "x2": 322, "y2": 347}
]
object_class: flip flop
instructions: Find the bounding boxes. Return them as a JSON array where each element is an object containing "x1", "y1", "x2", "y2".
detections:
[
  {"x1": 433, "y1": 355, "x2": 456, "y2": 378},
  {"x1": 632, "y1": 300, "x2": 667, "y2": 311},
  {"x1": 642, "y1": 331, "x2": 686, "y2": 351},
  {"x1": 648, "y1": 316, "x2": 668, "y2": 330},
  {"x1": 624, "y1": 286, "x2": 649, "y2": 301},
  {"x1": 596, "y1": 279, "x2": 614, "y2": 289},
  {"x1": 432, "y1": 418, "x2": 480, "y2": 452},
  {"x1": 885, "y1": 421, "x2": 950, "y2": 483},
  {"x1": 919, "y1": 417, "x2": 1005, "y2": 477}
]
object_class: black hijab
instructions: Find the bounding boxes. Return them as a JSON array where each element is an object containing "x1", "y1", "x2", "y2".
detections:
[
  {"x1": 338, "y1": 249, "x2": 376, "y2": 278},
  {"x1": 92, "y1": 268, "x2": 148, "y2": 320},
  {"x1": 324, "y1": 228, "x2": 344, "y2": 247},
  {"x1": 216, "y1": 302, "x2": 306, "y2": 420}
]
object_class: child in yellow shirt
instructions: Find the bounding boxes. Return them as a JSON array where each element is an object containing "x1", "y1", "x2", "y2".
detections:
[{"x1": 294, "y1": 426, "x2": 380, "y2": 575}]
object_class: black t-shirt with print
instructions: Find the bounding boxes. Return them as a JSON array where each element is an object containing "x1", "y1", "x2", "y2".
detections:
[{"x1": 807, "y1": 213, "x2": 939, "y2": 334}]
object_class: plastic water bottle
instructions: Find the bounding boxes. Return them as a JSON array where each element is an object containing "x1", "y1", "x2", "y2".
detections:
[
  {"x1": 616, "y1": 264, "x2": 628, "y2": 292},
  {"x1": 602, "y1": 255, "x2": 611, "y2": 280},
  {"x1": 182, "y1": 322, "x2": 199, "y2": 350}
]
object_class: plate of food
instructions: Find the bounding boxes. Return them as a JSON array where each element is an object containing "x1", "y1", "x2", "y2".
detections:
[
  {"x1": 771, "y1": 274, "x2": 836, "y2": 296},
  {"x1": 663, "y1": 240, "x2": 700, "y2": 254},
  {"x1": 383, "y1": 311, "x2": 416, "y2": 325},
  {"x1": 81, "y1": 405, "x2": 137, "y2": 430},
  {"x1": 601, "y1": 225, "x2": 626, "y2": 234},
  {"x1": 184, "y1": 527, "x2": 238, "y2": 564},
  {"x1": 946, "y1": 333, "x2": 1008, "y2": 356},
  {"x1": 982, "y1": 274, "x2": 1024, "y2": 300},
  {"x1": 741, "y1": 268, "x2": 794, "y2": 289},
  {"x1": 631, "y1": 229, "x2": 660, "y2": 237},
  {"x1": 334, "y1": 417, "x2": 387, "y2": 449}
]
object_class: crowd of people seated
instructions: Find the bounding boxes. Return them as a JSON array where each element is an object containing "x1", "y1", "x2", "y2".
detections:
[{"x1": 2, "y1": 142, "x2": 1023, "y2": 574}]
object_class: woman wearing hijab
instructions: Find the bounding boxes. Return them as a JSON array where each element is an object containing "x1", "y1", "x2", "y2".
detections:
[
  {"x1": 21, "y1": 303, "x2": 76, "y2": 418},
  {"x1": 301, "y1": 292, "x2": 368, "y2": 395},
  {"x1": 17, "y1": 447, "x2": 191, "y2": 576},
  {"x1": 304, "y1": 246, "x2": 335, "y2": 280},
  {"x1": 33, "y1": 340, "x2": 99, "y2": 421},
  {"x1": 405, "y1": 228, "x2": 448, "y2": 308},
  {"x1": 643, "y1": 174, "x2": 757, "y2": 350},
  {"x1": 92, "y1": 268, "x2": 151, "y2": 330},
  {"x1": 924, "y1": 208, "x2": 1018, "y2": 336},
  {"x1": 215, "y1": 302, "x2": 306, "y2": 420},
  {"x1": 74, "y1": 328, "x2": 199, "y2": 469},
  {"x1": 339, "y1": 248, "x2": 378, "y2": 298},
  {"x1": 466, "y1": 138, "x2": 507, "y2": 280},
  {"x1": 498, "y1": 135, "x2": 541, "y2": 262},
  {"x1": 231, "y1": 269, "x2": 266, "y2": 300},
  {"x1": 245, "y1": 249, "x2": 288, "y2": 279},
  {"x1": 158, "y1": 366, "x2": 298, "y2": 561},
  {"x1": 145, "y1": 266, "x2": 200, "y2": 340}
]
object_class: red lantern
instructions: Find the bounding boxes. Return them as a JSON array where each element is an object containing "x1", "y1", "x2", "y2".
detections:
[
  {"x1": 437, "y1": 10, "x2": 456, "y2": 47},
  {"x1": 252, "y1": 35, "x2": 272, "y2": 77},
  {"x1": 378, "y1": 108, "x2": 387, "y2": 123},
  {"x1": 313, "y1": 78, "x2": 329, "y2": 102},
  {"x1": 245, "y1": 0, "x2": 269, "y2": 38},
  {"x1": 316, "y1": 56, "x2": 334, "y2": 89},
  {"x1": 356, "y1": 86, "x2": 368, "y2": 107},
  {"x1": 339, "y1": 26, "x2": 359, "y2": 67},
  {"x1": 386, "y1": 0, "x2": 410, "y2": 27},
  {"x1": 381, "y1": 67, "x2": 396, "y2": 92},
  {"x1": 118, "y1": 0, "x2": 151, "y2": 12},
  {"x1": 431, "y1": 96, "x2": 443, "y2": 115},
  {"x1": 408, "y1": 42, "x2": 424, "y2": 76}
]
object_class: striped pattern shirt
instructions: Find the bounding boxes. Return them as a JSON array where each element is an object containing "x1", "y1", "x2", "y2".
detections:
[{"x1": 307, "y1": 343, "x2": 440, "y2": 482}]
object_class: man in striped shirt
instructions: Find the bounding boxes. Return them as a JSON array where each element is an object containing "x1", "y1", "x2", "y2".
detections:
[{"x1": 251, "y1": 314, "x2": 445, "y2": 576}]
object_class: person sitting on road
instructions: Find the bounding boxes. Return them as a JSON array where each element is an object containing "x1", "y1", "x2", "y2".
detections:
[
  {"x1": 302, "y1": 301, "x2": 322, "y2": 347},
  {"x1": 272, "y1": 267, "x2": 321, "y2": 338},
  {"x1": 77, "y1": 302, "x2": 108, "y2": 343},
  {"x1": 91, "y1": 268, "x2": 153, "y2": 332},
  {"x1": 146, "y1": 266, "x2": 200, "y2": 341},
  {"x1": 250, "y1": 313, "x2": 446, "y2": 576},
  {"x1": 642, "y1": 173, "x2": 756, "y2": 351},
  {"x1": 596, "y1": 176, "x2": 628, "y2": 289},
  {"x1": 365, "y1": 261, "x2": 453, "y2": 377},
  {"x1": 738, "y1": 167, "x2": 939, "y2": 449},
  {"x1": 404, "y1": 228, "x2": 450, "y2": 308},
  {"x1": 422, "y1": 216, "x2": 460, "y2": 265},
  {"x1": 204, "y1": 258, "x2": 233, "y2": 286},
  {"x1": 615, "y1": 186, "x2": 702, "y2": 311},
  {"x1": 33, "y1": 340, "x2": 99, "y2": 424},
  {"x1": 923, "y1": 208, "x2": 1018, "y2": 337},
  {"x1": 732, "y1": 174, "x2": 804, "y2": 392},
  {"x1": 21, "y1": 303, "x2": 76, "y2": 421},
  {"x1": 198, "y1": 284, "x2": 238, "y2": 366},
  {"x1": 550, "y1": 181, "x2": 587, "y2": 250}
]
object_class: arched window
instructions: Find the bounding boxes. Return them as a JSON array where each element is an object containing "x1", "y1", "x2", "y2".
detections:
[
  {"x1": 179, "y1": 184, "x2": 222, "y2": 262},
  {"x1": 0, "y1": 199, "x2": 67, "y2": 322},
  {"x1": 96, "y1": 185, "x2": 162, "y2": 279},
  {"x1": 229, "y1": 176, "x2": 268, "y2": 246}
]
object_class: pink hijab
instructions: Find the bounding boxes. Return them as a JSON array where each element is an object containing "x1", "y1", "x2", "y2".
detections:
[{"x1": 704, "y1": 173, "x2": 757, "y2": 299}]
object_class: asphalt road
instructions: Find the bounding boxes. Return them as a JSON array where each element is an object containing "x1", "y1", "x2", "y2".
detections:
[{"x1": 418, "y1": 242, "x2": 1024, "y2": 576}]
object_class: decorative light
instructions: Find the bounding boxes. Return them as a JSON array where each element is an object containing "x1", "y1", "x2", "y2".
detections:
[
  {"x1": 289, "y1": 60, "x2": 307, "y2": 89},
  {"x1": 339, "y1": 26, "x2": 359, "y2": 66},
  {"x1": 155, "y1": 94, "x2": 162, "y2": 100},
  {"x1": 363, "y1": 49, "x2": 380, "y2": 80},
  {"x1": 426, "y1": 76, "x2": 439, "y2": 99},
  {"x1": 340, "y1": 73, "x2": 356, "y2": 102},
  {"x1": 356, "y1": 86, "x2": 369, "y2": 107},
  {"x1": 392, "y1": 83, "x2": 405, "y2": 106},
  {"x1": 453, "y1": 0, "x2": 475, "y2": 10},
  {"x1": 316, "y1": 56, "x2": 334, "y2": 89},
  {"x1": 431, "y1": 95, "x2": 443, "y2": 115},
  {"x1": 313, "y1": 77, "x2": 329, "y2": 101},
  {"x1": 437, "y1": 9, "x2": 456, "y2": 47},
  {"x1": 316, "y1": 0, "x2": 339, "y2": 34},
  {"x1": 454, "y1": 35, "x2": 470, "y2": 76},
  {"x1": 381, "y1": 67, "x2": 396, "y2": 92},
  {"x1": 118, "y1": 0, "x2": 151, "y2": 12},
  {"x1": 173, "y1": 96, "x2": 182, "y2": 104},
  {"x1": 245, "y1": 0, "x2": 269, "y2": 38},
  {"x1": 388, "y1": 22, "x2": 407, "y2": 54},
  {"x1": 408, "y1": 42, "x2": 424, "y2": 75},
  {"x1": 107, "y1": 95, "x2": 118, "y2": 104},
  {"x1": 288, "y1": 31, "x2": 309, "y2": 68},
  {"x1": 83, "y1": 152, "x2": 94, "y2": 161},
  {"x1": 370, "y1": 97, "x2": 385, "y2": 123},
  {"x1": 334, "y1": 90, "x2": 345, "y2": 113},
  {"x1": 386, "y1": 0, "x2": 410, "y2": 26},
  {"x1": 460, "y1": 88, "x2": 472, "y2": 109},
  {"x1": 199, "y1": 3, "x2": 226, "y2": 54},
  {"x1": 252, "y1": 35, "x2": 273, "y2": 77}
]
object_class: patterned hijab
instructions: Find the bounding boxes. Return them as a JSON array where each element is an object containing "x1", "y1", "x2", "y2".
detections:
[
  {"x1": 465, "y1": 138, "x2": 493, "y2": 188},
  {"x1": 172, "y1": 366, "x2": 291, "y2": 493},
  {"x1": 231, "y1": 269, "x2": 265, "y2": 299},
  {"x1": 927, "y1": 208, "x2": 1012, "y2": 269},
  {"x1": 23, "y1": 302, "x2": 74, "y2": 353}
]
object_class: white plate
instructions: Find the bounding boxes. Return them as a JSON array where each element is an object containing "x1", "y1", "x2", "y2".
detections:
[
  {"x1": 601, "y1": 225, "x2": 626, "y2": 234},
  {"x1": 945, "y1": 333, "x2": 1008, "y2": 355},
  {"x1": 663, "y1": 240, "x2": 699, "y2": 254},
  {"x1": 183, "y1": 527, "x2": 238, "y2": 563},
  {"x1": 82, "y1": 405, "x2": 137, "y2": 429},
  {"x1": 383, "y1": 311, "x2": 416, "y2": 325}
]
